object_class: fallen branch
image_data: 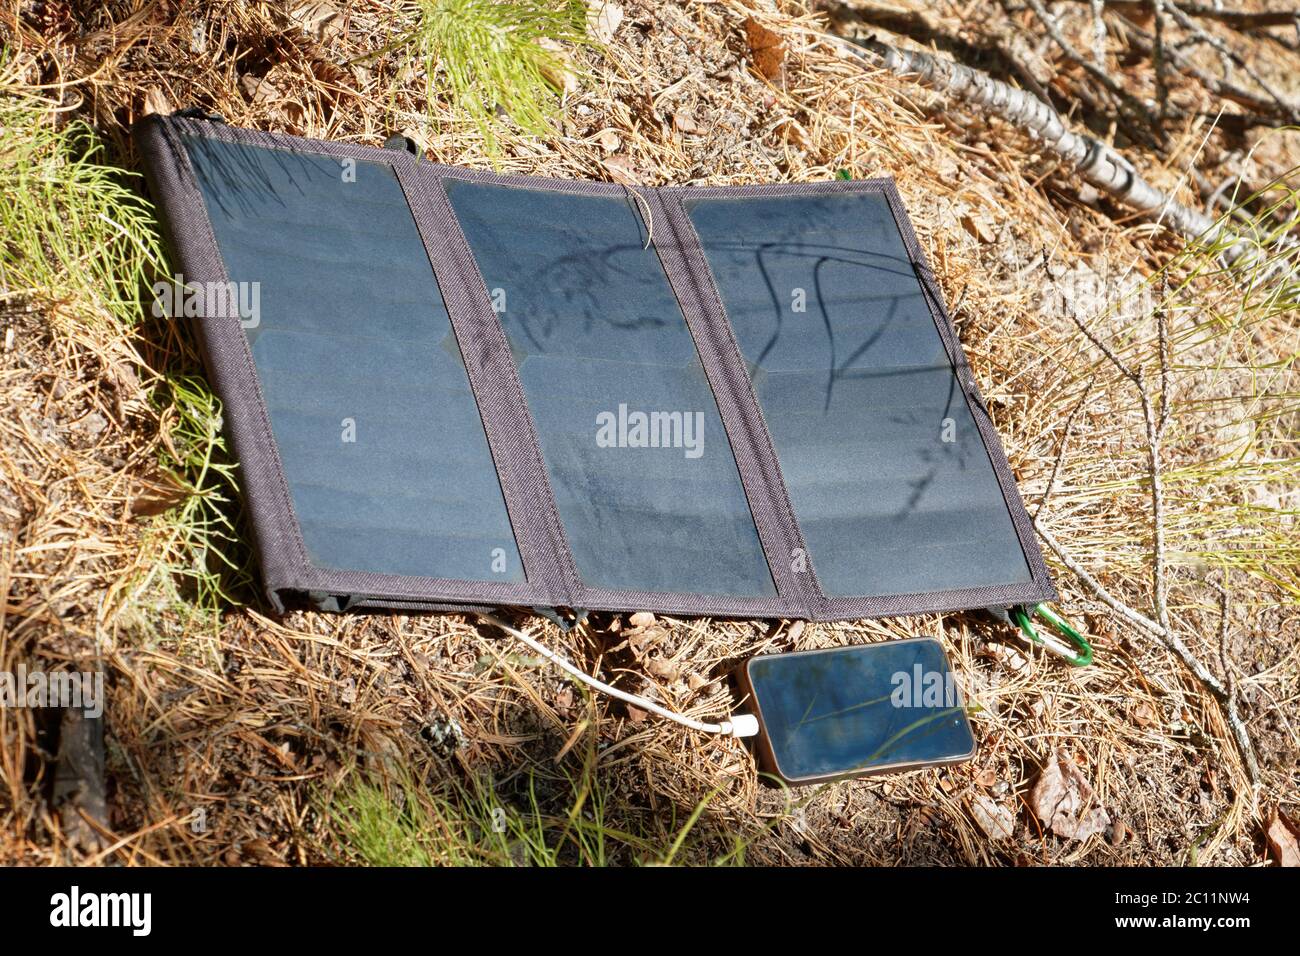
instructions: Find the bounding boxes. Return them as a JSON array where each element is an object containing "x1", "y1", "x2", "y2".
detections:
[
  {"x1": 1162, "y1": 1, "x2": 1299, "y2": 124},
  {"x1": 824, "y1": 31, "x2": 1246, "y2": 259},
  {"x1": 821, "y1": 0, "x2": 1058, "y2": 106},
  {"x1": 1012, "y1": 0, "x2": 1161, "y2": 128},
  {"x1": 1061, "y1": 1, "x2": 1300, "y2": 31}
]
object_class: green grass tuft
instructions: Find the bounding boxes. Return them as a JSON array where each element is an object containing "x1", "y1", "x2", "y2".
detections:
[
  {"x1": 412, "y1": 0, "x2": 589, "y2": 152},
  {"x1": 324, "y1": 748, "x2": 755, "y2": 867},
  {"x1": 0, "y1": 81, "x2": 248, "y2": 636},
  {"x1": 0, "y1": 90, "x2": 163, "y2": 329}
]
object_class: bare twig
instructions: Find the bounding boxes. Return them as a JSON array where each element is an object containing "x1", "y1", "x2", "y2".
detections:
[
  {"x1": 1090, "y1": 0, "x2": 1108, "y2": 71},
  {"x1": 1063, "y1": 288, "x2": 1169, "y2": 629},
  {"x1": 1014, "y1": 0, "x2": 1161, "y2": 128},
  {"x1": 1063, "y1": 1, "x2": 1300, "y2": 31},
  {"x1": 1211, "y1": 575, "x2": 1262, "y2": 784},
  {"x1": 1034, "y1": 515, "x2": 1259, "y2": 787},
  {"x1": 823, "y1": 0, "x2": 1058, "y2": 106},
  {"x1": 1114, "y1": 13, "x2": 1300, "y2": 123},
  {"x1": 1036, "y1": 377, "x2": 1095, "y2": 519},
  {"x1": 1152, "y1": 0, "x2": 1170, "y2": 122},
  {"x1": 1163, "y1": 0, "x2": 1300, "y2": 123}
]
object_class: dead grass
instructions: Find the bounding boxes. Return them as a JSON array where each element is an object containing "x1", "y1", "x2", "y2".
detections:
[{"x1": 0, "y1": 0, "x2": 1297, "y2": 865}]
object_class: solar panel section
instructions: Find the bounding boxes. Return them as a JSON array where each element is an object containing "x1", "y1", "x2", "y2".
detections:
[
  {"x1": 183, "y1": 136, "x2": 524, "y2": 582},
  {"x1": 684, "y1": 191, "x2": 1033, "y2": 598},
  {"x1": 444, "y1": 179, "x2": 777, "y2": 598}
]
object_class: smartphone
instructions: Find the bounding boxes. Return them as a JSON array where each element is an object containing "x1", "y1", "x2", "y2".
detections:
[{"x1": 738, "y1": 637, "x2": 976, "y2": 786}]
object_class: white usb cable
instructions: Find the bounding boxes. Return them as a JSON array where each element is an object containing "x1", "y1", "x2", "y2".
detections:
[{"x1": 477, "y1": 612, "x2": 759, "y2": 738}]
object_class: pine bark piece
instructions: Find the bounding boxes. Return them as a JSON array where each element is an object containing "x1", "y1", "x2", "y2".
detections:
[{"x1": 53, "y1": 709, "x2": 107, "y2": 854}]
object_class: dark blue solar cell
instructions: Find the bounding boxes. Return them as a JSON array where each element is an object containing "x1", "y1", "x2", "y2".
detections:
[
  {"x1": 684, "y1": 192, "x2": 1032, "y2": 598},
  {"x1": 445, "y1": 180, "x2": 776, "y2": 597},
  {"x1": 184, "y1": 136, "x2": 523, "y2": 582}
]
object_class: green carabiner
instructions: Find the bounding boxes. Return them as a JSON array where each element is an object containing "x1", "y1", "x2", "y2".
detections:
[{"x1": 1010, "y1": 603, "x2": 1093, "y2": 667}]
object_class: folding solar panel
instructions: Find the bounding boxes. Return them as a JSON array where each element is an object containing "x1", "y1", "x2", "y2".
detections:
[{"x1": 137, "y1": 114, "x2": 1053, "y2": 620}]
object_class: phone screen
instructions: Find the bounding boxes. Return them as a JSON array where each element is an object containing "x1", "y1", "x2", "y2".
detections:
[{"x1": 746, "y1": 638, "x2": 975, "y2": 783}]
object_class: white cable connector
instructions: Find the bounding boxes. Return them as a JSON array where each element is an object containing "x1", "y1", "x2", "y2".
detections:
[
  {"x1": 478, "y1": 612, "x2": 759, "y2": 738},
  {"x1": 725, "y1": 713, "x2": 760, "y2": 738}
]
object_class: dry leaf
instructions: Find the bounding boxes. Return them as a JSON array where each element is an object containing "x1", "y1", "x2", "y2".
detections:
[
  {"x1": 970, "y1": 794, "x2": 1015, "y2": 841},
  {"x1": 628, "y1": 611, "x2": 655, "y2": 628},
  {"x1": 241, "y1": 74, "x2": 282, "y2": 104},
  {"x1": 587, "y1": 1, "x2": 623, "y2": 44},
  {"x1": 537, "y1": 38, "x2": 578, "y2": 95},
  {"x1": 291, "y1": 0, "x2": 342, "y2": 43},
  {"x1": 974, "y1": 768, "x2": 998, "y2": 788},
  {"x1": 1266, "y1": 808, "x2": 1300, "y2": 866},
  {"x1": 985, "y1": 641, "x2": 1029, "y2": 672},
  {"x1": 142, "y1": 86, "x2": 173, "y2": 117},
  {"x1": 1131, "y1": 701, "x2": 1157, "y2": 728},
  {"x1": 625, "y1": 703, "x2": 648, "y2": 725},
  {"x1": 786, "y1": 620, "x2": 805, "y2": 642},
  {"x1": 646, "y1": 658, "x2": 679, "y2": 681},
  {"x1": 595, "y1": 128, "x2": 621, "y2": 153},
  {"x1": 1029, "y1": 749, "x2": 1111, "y2": 841},
  {"x1": 960, "y1": 211, "x2": 994, "y2": 243},
  {"x1": 629, "y1": 626, "x2": 666, "y2": 653},
  {"x1": 744, "y1": 17, "x2": 786, "y2": 81},
  {"x1": 672, "y1": 109, "x2": 700, "y2": 134}
]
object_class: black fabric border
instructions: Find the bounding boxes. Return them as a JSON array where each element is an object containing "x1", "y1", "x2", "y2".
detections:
[{"x1": 395, "y1": 162, "x2": 577, "y2": 607}]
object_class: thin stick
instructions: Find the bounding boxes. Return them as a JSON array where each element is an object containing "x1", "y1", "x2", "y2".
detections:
[
  {"x1": 1062, "y1": 1, "x2": 1300, "y2": 32},
  {"x1": 1210, "y1": 575, "x2": 1262, "y2": 784},
  {"x1": 1090, "y1": 0, "x2": 1108, "y2": 71},
  {"x1": 1066, "y1": 303, "x2": 1169, "y2": 629},
  {"x1": 1163, "y1": 1, "x2": 1299, "y2": 122},
  {"x1": 1115, "y1": 13, "x2": 1299, "y2": 123},
  {"x1": 1152, "y1": 0, "x2": 1170, "y2": 122},
  {"x1": 1035, "y1": 378, "x2": 1095, "y2": 519},
  {"x1": 1015, "y1": 0, "x2": 1159, "y2": 127}
]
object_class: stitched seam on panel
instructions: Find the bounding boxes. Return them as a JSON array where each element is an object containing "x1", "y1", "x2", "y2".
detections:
[
  {"x1": 427, "y1": 172, "x2": 583, "y2": 607},
  {"x1": 651, "y1": 190, "x2": 820, "y2": 619}
]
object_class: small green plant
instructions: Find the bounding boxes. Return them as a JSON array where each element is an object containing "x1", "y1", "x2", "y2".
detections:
[
  {"x1": 324, "y1": 744, "x2": 754, "y2": 867},
  {"x1": 0, "y1": 91, "x2": 162, "y2": 330},
  {"x1": 135, "y1": 373, "x2": 249, "y2": 633},
  {"x1": 411, "y1": 0, "x2": 589, "y2": 151},
  {"x1": 0, "y1": 80, "x2": 246, "y2": 635},
  {"x1": 1076, "y1": 161, "x2": 1300, "y2": 602}
]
